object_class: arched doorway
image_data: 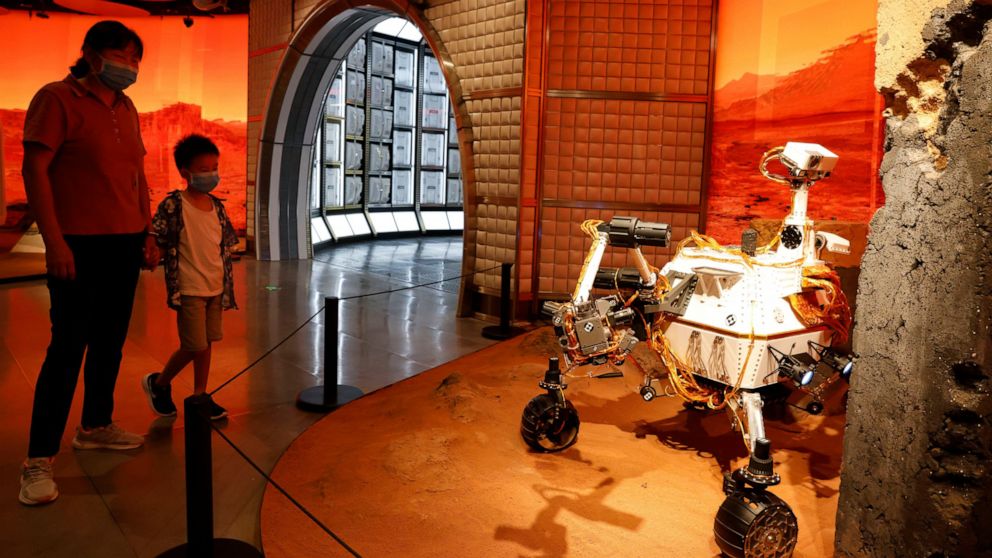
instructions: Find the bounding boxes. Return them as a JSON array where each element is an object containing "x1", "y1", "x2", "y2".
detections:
[{"x1": 253, "y1": 1, "x2": 472, "y2": 262}]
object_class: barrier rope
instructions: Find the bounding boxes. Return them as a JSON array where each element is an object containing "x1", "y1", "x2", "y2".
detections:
[
  {"x1": 208, "y1": 263, "x2": 501, "y2": 396},
  {"x1": 210, "y1": 423, "x2": 363, "y2": 557}
]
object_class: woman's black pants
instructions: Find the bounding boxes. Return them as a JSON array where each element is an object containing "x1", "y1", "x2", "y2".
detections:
[{"x1": 28, "y1": 233, "x2": 143, "y2": 458}]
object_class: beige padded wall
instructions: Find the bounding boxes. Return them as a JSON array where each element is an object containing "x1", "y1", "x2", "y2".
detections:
[
  {"x1": 247, "y1": 0, "x2": 526, "y2": 316},
  {"x1": 423, "y1": 0, "x2": 524, "y2": 92},
  {"x1": 423, "y1": 0, "x2": 525, "y2": 303},
  {"x1": 462, "y1": 96, "x2": 521, "y2": 291}
]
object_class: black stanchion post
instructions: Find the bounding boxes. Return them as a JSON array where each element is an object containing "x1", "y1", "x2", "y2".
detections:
[
  {"x1": 185, "y1": 394, "x2": 213, "y2": 554},
  {"x1": 482, "y1": 262, "x2": 525, "y2": 340},
  {"x1": 297, "y1": 296, "x2": 364, "y2": 412},
  {"x1": 158, "y1": 395, "x2": 261, "y2": 558}
]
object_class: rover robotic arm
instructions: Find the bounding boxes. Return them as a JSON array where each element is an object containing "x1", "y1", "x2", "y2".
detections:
[{"x1": 541, "y1": 217, "x2": 670, "y2": 371}]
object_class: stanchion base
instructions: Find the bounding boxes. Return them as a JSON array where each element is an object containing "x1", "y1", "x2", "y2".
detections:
[
  {"x1": 157, "y1": 539, "x2": 262, "y2": 558},
  {"x1": 296, "y1": 384, "x2": 364, "y2": 412},
  {"x1": 481, "y1": 325, "x2": 526, "y2": 340}
]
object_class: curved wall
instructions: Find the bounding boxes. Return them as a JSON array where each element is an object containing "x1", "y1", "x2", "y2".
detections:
[{"x1": 248, "y1": 0, "x2": 526, "y2": 316}]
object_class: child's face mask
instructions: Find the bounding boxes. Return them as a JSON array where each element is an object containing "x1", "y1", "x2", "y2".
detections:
[
  {"x1": 188, "y1": 172, "x2": 220, "y2": 194},
  {"x1": 97, "y1": 55, "x2": 138, "y2": 91}
]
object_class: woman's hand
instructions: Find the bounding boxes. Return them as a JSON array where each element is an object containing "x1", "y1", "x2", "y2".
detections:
[
  {"x1": 45, "y1": 236, "x2": 76, "y2": 280},
  {"x1": 143, "y1": 234, "x2": 160, "y2": 271}
]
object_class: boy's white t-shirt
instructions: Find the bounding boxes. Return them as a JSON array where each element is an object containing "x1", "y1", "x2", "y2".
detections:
[{"x1": 177, "y1": 190, "x2": 224, "y2": 297}]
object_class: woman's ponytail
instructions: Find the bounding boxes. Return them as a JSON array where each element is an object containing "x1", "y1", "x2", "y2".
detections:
[{"x1": 69, "y1": 57, "x2": 91, "y2": 78}]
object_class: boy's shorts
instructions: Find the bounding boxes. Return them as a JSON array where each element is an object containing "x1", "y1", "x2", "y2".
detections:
[{"x1": 178, "y1": 295, "x2": 223, "y2": 352}]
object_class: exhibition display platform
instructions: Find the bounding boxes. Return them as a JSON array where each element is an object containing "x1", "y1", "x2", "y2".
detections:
[{"x1": 261, "y1": 328, "x2": 844, "y2": 557}]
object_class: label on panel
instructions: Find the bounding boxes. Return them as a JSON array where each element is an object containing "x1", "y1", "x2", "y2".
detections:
[
  {"x1": 423, "y1": 56, "x2": 445, "y2": 94},
  {"x1": 448, "y1": 148, "x2": 460, "y2": 173},
  {"x1": 382, "y1": 44, "x2": 394, "y2": 75},
  {"x1": 346, "y1": 105, "x2": 364, "y2": 136},
  {"x1": 345, "y1": 141, "x2": 363, "y2": 170},
  {"x1": 323, "y1": 121, "x2": 341, "y2": 164},
  {"x1": 393, "y1": 130, "x2": 412, "y2": 166},
  {"x1": 446, "y1": 178, "x2": 462, "y2": 205},
  {"x1": 370, "y1": 109, "x2": 385, "y2": 139},
  {"x1": 347, "y1": 38, "x2": 365, "y2": 70},
  {"x1": 344, "y1": 176, "x2": 363, "y2": 205},
  {"x1": 371, "y1": 41, "x2": 385, "y2": 74},
  {"x1": 326, "y1": 76, "x2": 344, "y2": 118},
  {"x1": 395, "y1": 50, "x2": 414, "y2": 87},
  {"x1": 394, "y1": 90, "x2": 414, "y2": 126},
  {"x1": 369, "y1": 176, "x2": 391, "y2": 205},
  {"x1": 371, "y1": 143, "x2": 391, "y2": 172},
  {"x1": 346, "y1": 70, "x2": 365, "y2": 103},
  {"x1": 324, "y1": 166, "x2": 342, "y2": 207},
  {"x1": 421, "y1": 171, "x2": 445, "y2": 205},
  {"x1": 371, "y1": 76, "x2": 383, "y2": 108},
  {"x1": 421, "y1": 133, "x2": 446, "y2": 167},
  {"x1": 422, "y1": 94, "x2": 446, "y2": 129},
  {"x1": 392, "y1": 170, "x2": 412, "y2": 205}
]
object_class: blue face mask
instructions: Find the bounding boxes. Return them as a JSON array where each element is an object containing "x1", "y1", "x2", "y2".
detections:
[
  {"x1": 188, "y1": 172, "x2": 220, "y2": 194},
  {"x1": 97, "y1": 56, "x2": 138, "y2": 91}
]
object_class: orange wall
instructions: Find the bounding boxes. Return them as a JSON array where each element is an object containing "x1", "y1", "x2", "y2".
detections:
[
  {"x1": 0, "y1": 12, "x2": 248, "y2": 232},
  {"x1": 707, "y1": 0, "x2": 883, "y2": 242},
  {"x1": 525, "y1": 0, "x2": 716, "y2": 297}
]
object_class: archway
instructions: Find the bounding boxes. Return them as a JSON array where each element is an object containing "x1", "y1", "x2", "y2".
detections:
[{"x1": 253, "y1": 0, "x2": 473, "y2": 263}]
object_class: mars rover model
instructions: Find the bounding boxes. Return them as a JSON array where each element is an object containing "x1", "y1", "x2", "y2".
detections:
[{"x1": 520, "y1": 143, "x2": 858, "y2": 558}]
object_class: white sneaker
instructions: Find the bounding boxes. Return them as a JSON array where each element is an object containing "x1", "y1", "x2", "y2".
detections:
[
  {"x1": 19, "y1": 457, "x2": 58, "y2": 506},
  {"x1": 71, "y1": 423, "x2": 144, "y2": 450}
]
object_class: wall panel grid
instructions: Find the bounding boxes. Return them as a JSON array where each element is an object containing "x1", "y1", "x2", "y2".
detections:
[
  {"x1": 546, "y1": 0, "x2": 713, "y2": 94},
  {"x1": 466, "y1": 96, "x2": 522, "y2": 199},
  {"x1": 543, "y1": 98, "x2": 705, "y2": 205},
  {"x1": 248, "y1": 0, "x2": 293, "y2": 51},
  {"x1": 538, "y1": 208, "x2": 699, "y2": 295},
  {"x1": 474, "y1": 202, "x2": 518, "y2": 291},
  {"x1": 424, "y1": 0, "x2": 525, "y2": 92},
  {"x1": 248, "y1": 50, "x2": 284, "y2": 117}
]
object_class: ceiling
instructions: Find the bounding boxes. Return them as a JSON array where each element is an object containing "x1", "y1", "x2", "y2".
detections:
[{"x1": 0, "y1": 0, "x2": 249, "y2": 17}]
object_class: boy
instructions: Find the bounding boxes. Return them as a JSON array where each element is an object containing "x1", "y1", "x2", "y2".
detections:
[{"x1": 142, "y1": 134, "x2": 238, "y2": 420}]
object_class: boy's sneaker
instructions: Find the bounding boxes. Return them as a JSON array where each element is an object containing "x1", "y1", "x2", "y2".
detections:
[
  {"x1": 208, "y1": 399, "x2": 228, "y2": 421},
  {"x1": 19, "y1": 457, "x2": 58, "y2": 506},
  {"x1": 142, "y1": 372, "x2": 177, "y2": 417},
  {"x1": 72, "y1": 423, "x2": 144, "y2": 450}
]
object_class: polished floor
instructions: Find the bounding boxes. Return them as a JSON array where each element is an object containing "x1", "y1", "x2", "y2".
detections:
[{"x1": 0, "y1": 236, "x2": 496, "y2": 557}]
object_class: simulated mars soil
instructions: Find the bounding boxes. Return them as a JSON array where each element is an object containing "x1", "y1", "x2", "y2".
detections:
[{"x1": 261, "y1": 328, "x2": 844, "y2": 558}]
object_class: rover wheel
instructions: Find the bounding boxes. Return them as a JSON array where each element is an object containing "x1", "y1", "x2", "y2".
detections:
[
  {"x1": 640, "y1": 386, "x2": 657, "y2": 402},
  {"x1": 714, "y1": 488, "x2": 798, "y2": 558},
  {"x1": 520, "y1": 394, "x2": 579, "y2": 452},
  {"x1": 805, "y1": 401, "x2": 824, "y2": 415}
]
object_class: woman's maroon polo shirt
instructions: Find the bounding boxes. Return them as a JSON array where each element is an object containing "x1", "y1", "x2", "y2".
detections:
[{"x1": 23, "y1": 75, "x2": 148, "y2": 235}]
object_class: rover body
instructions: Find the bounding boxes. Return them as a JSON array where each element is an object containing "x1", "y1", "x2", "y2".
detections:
[{"x1": 520, "y1": 143, "x2": 857, "y2": 558}]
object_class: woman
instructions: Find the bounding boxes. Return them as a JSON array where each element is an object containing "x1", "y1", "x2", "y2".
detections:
[{"x1": 18, "y1": 20, "x2": 159, "y2": 506}]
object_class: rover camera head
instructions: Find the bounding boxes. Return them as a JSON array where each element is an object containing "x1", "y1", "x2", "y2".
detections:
[
  {"x1": 809, "y1": 341, "x2": 858, "y2": 377},
  {"x1": 770, "y1": 347, "x2": 817, "y2": 387},
  {"x1": 780, "y1": 142, "x2": 838, "y2": 175},
  {"x1": 761, "y1": 142, "x2": 838, "y2": 187}
]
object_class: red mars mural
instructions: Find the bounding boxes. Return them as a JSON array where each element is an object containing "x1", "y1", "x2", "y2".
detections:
[
  {"x1": 0, "y1": 12, "x2": 247, "y2": 261},
  {"x1": 707, "y1": 0, "x2": 883, "y2": 242}
]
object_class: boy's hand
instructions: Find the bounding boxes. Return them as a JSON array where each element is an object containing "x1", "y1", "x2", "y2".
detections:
[{"x1": 143, "y1": 235, "x2": 160, "y2": 271}]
